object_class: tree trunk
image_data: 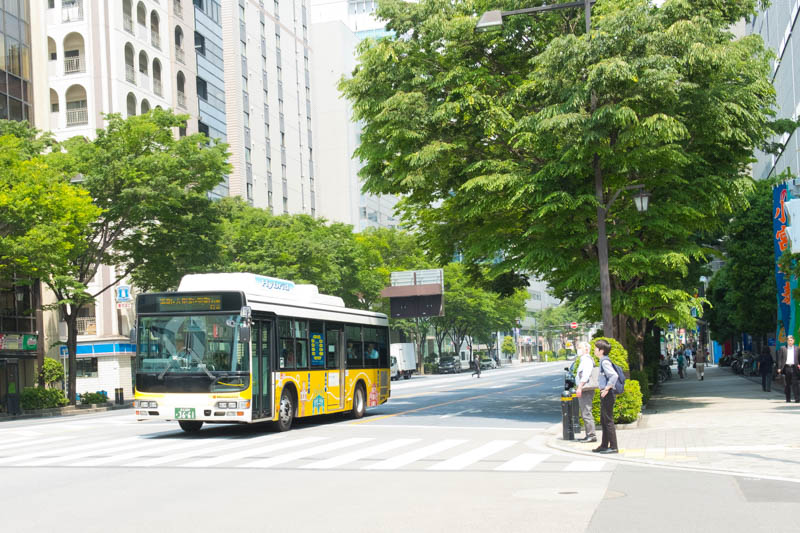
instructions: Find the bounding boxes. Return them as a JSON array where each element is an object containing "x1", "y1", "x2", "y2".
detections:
[{"x1": 65, "y1": 312, "x2": 78, "y2": 405}]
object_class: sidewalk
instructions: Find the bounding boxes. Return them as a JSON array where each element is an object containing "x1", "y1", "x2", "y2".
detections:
[
  {"x1": 548, "y1": 365, "x2": 800, "y2": 481},
  {"x1": 0, "y1": 401, "x2": 133, "y2": 422}
]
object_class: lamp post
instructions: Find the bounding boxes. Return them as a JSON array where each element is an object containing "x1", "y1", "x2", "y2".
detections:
[{"x1": 476, "y1": 0, "x2": 651, "y2": 340}]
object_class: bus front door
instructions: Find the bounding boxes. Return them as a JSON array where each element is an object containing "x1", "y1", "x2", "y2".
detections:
[{"x1": 251, "y1": 320, "x2": 273, "y2": 420}]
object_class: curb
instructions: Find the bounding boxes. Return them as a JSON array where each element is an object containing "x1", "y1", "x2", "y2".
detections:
[
  {"x1": 545, "y1": 434, "x2": 800, "y2": 483},
  {"x1": 0, "y1": 402, "x2": 133, "y2": 422}
]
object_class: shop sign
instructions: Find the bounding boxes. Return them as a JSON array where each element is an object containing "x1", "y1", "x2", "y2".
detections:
[{"x1": 0, "y1": 334, "x2": 38, "y2": 351}]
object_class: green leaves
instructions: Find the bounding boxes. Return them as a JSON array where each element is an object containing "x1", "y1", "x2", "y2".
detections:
[{"x1": 341, "y1": 0, "x2": 776, "y2": 341}]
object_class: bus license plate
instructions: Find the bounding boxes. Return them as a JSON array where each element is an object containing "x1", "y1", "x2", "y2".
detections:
[{"x1": 175, "y1": 408, "x2": 195, "y2": 420}]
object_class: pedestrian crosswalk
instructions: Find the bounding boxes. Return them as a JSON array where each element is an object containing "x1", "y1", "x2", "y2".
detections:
[{"x1": 0, "y1": 432, "x2": 612, "y2": 473}]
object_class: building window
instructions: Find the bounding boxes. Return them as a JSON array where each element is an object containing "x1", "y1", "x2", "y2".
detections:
[
  {"x1": 198, "y1": 121, "x2": 209, "y2": 136},
  {"x1": 194, "y1": 32, "x2": 205, "y2": 56},
  {"x1": 196, "y1": 77, "x2": 207, "y2": 100},
  {"x1": 193, "y1": 0, "x2": 204, "y2": 8},
  {"x1": 76, "y1": 358, "x2": 99, "y2": 378}
]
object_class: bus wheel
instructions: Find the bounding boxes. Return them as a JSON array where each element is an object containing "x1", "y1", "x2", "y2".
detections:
[
  {"x1": 277, "y1": 389, "x2": 294, "y2": 432},
  {"x1": 351, "y1": 384, "x2": 366, "y2": 419},
  {"x1": 179, "y1": 421, "x2": 203, "y2": 432}
]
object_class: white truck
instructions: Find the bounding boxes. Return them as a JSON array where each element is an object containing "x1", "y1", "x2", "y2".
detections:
[{"x1": 390, "y1": 343, "x2": 416, "y2": 380}]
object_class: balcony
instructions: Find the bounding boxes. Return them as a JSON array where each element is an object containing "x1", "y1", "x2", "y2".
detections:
[
  {"x1": 125, "y1": 64, "x2": 136, "y2": 84},
  {"x1": 124, "y1": 14, "x2": 134, "y2": 34},
  {"x1": 174, "y1": 0, "x2": 183, "y2": 18},
  {"x1": 62, "y1": 5, "x2": 83, "y2": 23},
  {"x1": 153, "y1": 78, "x2": 163, "y2": 96},
  {"x1": 177, "y1": 91, "x2": 186, "y2": 109},
  {"x1": 64, "y1": 56, "x2": 85, "y2": 74},
  {"x1": 152, "y1": 32, "x2": 161, "y2": 50},
  {"x1": 76, "y1": 316, "x2": 96, "y2": 335},
  {"x1": 176, "y1": 48, "x2": 185, "y2": 64},
  {"x1": 66, "y1": 107, "x2": 89, "y2": 127}
]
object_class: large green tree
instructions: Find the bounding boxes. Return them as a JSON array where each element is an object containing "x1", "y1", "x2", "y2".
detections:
[
  {"x1": 45, "y1": 109, "x2": 230, "y2": 403},
  {"x1": 708, "y1": 178, "x2": 776, "y2": 346},
  {"x1": 341, "y1": 0, "x2": 778, "y2": 365},
  {"x1": 0, "y1": 130, "x2": 99, "y2": 282}
]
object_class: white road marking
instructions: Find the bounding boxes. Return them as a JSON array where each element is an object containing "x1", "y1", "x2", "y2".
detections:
[
  {"x1": 72, "y1": 438, "x2": 228, "y2": 467},
  {"x1": 0, "y1": 435, "x2": 75, "y2": 453},
  {"x1": 495, "y1": 453, "x2": 550, "y2": 472},
  {"x1": 428, "y1": 440, "x2": 517, "y2": 471},
  {"x1": 183, "y1": 436, "x2": 328, "y2": 468},
  {"x1": 564, "y1": 460, "x2": 605, "y2": 472},
  {"x1": 0, "y1": 437, "x2": 136, "y2": 465},
  {"x1": 239, "y1": 437, "x2": 372, "y2": 469},
  {"x1": 126, "y1": 434, "x2": 288, "y2": 467},
  {"x1": 302, "y1": 438, "x2": 420, "y2": 470},
  {"x1": 364, "y1": 439, "x2": 467, "y2": 470}
]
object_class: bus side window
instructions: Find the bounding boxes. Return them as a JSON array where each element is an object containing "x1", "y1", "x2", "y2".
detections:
[
  {"x1": 295, "y1": 320, "x2": 308, "y2": 369},
  {"x1": 279, "y1": 337, "x2": 294, "y2": 370},
  {"x1": 325, "y1": 324, "x2": 342, "y2": 369},
  {"x1": 345, "y1": 325, "x2": 363, "y2": 369}
]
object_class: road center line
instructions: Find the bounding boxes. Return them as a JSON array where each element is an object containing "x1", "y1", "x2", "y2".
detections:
[{"x1": 352, "y1": 383, "x2": 543, "y2": 425}]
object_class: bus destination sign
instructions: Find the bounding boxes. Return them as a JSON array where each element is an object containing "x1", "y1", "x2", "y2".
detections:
[{"x1": 157, "y1": 295, "x2": 222, "y2": 311}]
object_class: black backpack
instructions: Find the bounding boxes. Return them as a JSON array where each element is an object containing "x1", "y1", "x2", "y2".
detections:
[{"x1": 601, "y1": 357, "x2": 626, "y2": 394}]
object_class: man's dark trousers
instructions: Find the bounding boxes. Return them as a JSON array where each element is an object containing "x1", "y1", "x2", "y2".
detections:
[
  {"x1": 600, "y1": 391, "x2": 618, "y2": 450},
  {"x1": 761, "y1": 371, "x2": 772, "y2": 392},
  {"x1": 783, "y1": 365, "x2": 800, "y2": 401}
]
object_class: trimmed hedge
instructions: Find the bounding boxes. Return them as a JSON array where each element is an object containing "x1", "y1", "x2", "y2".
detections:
[
  {"x1": 588, "y1": 338, "x2": 643, "y2": 424},
  {"x1": 80, "y1": 391, "x2": 109, "y2": 405},
  {"x1": 20, "y1": 387, "x2": 69, "y2": 410}
]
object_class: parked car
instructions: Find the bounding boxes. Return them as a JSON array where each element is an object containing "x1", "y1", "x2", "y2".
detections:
[
  {"x1": 480, "y1": 357, "x2": 497, "y2": 370},
  {"x1": 438, "y1": 356, "x2": 461, "y2": 374}
]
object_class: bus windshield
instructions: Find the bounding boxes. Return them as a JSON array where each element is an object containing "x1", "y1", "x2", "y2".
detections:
[{"x1": 136, "y1": 314, "x2": 249, "y2": 374}]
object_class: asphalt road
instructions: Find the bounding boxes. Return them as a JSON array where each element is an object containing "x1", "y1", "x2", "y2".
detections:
[{"x1": 1, "y1": 362, "x2": 797, "y2": 532}]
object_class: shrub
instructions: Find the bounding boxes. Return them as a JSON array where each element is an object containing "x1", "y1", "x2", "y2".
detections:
[
  {"x1": 80, "y1": 391, "x2": 109, "y2": 405},
  {"x1": 423, "y1": 363, "x2": 437, "y2": 374},
  {"x1": 630, "y1": 370, "x2": 650, "y2": 404},
  {"x1": 20, "y1": 387, "x2": 69, "y2": 410},
  {"x1": 589, "y1": 338, "x2": 642, "y2": 423},
  {"x1": 39, "y1": 358, "x2": 64, "y2": 387}
]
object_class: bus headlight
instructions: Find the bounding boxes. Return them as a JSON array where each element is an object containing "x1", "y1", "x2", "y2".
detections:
[
  {"x1": 215, "y1": 401, "x2": 238, "y2": 409},
  {"x1": 238, "y1": 401, "x2": 250, "y2": 409},
  {"x1": 135, "y1": 400, "x2": 158, "y2": 408}
]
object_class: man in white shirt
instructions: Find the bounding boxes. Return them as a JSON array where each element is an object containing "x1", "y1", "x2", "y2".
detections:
[
  {"x1": 777, "y1": 335, "x2": 800, "y2": 403},
  {"x1": 574, "y1": 341, "x2": 597, "y2": 443}
]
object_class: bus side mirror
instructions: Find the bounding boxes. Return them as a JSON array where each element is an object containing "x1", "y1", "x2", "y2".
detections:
[
  {"x1": 239, "y1": 325, "x2": 251, "y2": 344},
  {"x1": 129, "y1": 328, "x2": 136, "y2": 344}
]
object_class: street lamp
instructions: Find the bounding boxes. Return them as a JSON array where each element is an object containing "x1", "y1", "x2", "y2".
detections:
[{"x1": 476, "y1": 0, "x2": 651, "y2": 340}]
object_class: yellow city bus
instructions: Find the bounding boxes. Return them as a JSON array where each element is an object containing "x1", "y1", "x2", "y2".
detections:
[{"x1": 133, "y1": 273, "x2": 391, "y2": 432}]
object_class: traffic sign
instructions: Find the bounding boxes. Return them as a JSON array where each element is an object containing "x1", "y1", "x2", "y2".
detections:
[{"x1": 570, "y1": 322, "x2": 578, "y2": 329}]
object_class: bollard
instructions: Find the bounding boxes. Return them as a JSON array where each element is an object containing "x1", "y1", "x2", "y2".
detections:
[
  {"x1": 115, "y1": 388, "x2": 124, "y2": 405},
  {"x1": 570, "y1": 388, "x2": 581, "y2": 436},
  {"x1": 561, "y1": 390, "x2": 575, "y2": 440}
]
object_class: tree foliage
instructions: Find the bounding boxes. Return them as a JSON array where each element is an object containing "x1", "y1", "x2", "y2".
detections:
[
  {"x1": 0, "y1": 127, "x2": 99, "y2": 282},
  {"x1": 341, "y1": 0, "x2": 777, "y2": 363},
  {"x1": 708, "y1": 178, "x2": 776, "y2": 342},
  {"x1": 43, "y1": 109, "x2": 230, "y2": 403}
]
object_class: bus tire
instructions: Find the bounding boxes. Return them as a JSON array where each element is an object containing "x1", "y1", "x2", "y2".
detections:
[
  {"x1": 351, "y1": 383, "x2": 366, "y2": 419},
  {"x1": 277, "y1": 389, "x2": 295, "y2": 432},
  {"x1": 178, "y1": 421, "x2": 203, "y2": 432}
]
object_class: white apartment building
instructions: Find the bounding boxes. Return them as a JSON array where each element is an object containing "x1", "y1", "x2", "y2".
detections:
[
  {"x1": 309, "y1": 0, "x2": 399, "y2": 230},
  {"x1": 224, "y1": 0, "x2": 317, "y2": 214}
]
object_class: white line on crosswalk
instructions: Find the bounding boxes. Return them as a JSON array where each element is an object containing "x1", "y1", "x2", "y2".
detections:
[
  {"x1": 15, "y1": 439, "x2": 159, "y2": 467},
  {"x1": 0, "y1": 437, "x2": 137, "y2": 466},
  {"x1": 72, "y1": 438, "x2": 229, "y2": 467},
  {"x1": 183, "y1": 436, "x2": 327, "y2": 468},
  {"x1": 239, "y1": 437, "x2": 372, "y2": 469},
  {"x1": 126, "y1": 434, "x2": 287, "y2": 467},
  {"x1": 494, "y1": 453, "x2": 549, "y2": 472},
  {"x1": 564, "y1": 460, "x2": 605, "y2": 472},
  {"x1": 428, "y1": 440, "x2": 517, "y2": 471},
  {"x1": 0, "y1": 435, "x2": 75, "y2": 453},
  {"x1": 363, "y1": 439, "x2": 467, "y2": 471},
  {"x1": 302, "y1": 438, "x2": 420, "y2": 470}
]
